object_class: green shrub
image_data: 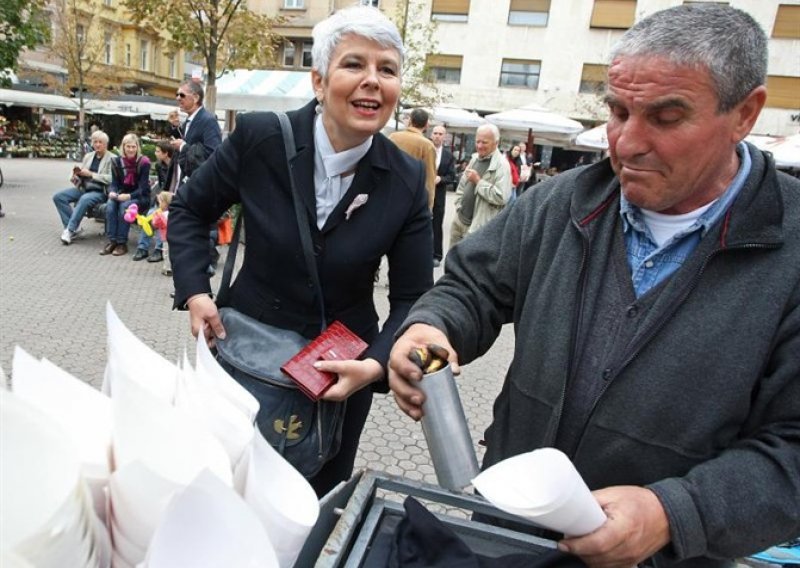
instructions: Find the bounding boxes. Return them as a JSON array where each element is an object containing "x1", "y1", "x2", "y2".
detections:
[{"x1": 140, "y1": 143, "x2": 157, "y2": 162}]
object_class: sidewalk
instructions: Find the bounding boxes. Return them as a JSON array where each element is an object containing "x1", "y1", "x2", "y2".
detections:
[{"x1": 0, "y1": 157, "x2": 512, "y2": 486}]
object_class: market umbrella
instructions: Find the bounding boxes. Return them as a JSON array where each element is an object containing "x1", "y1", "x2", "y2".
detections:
[
  {"x1": 485, "y1": 103, "x2": 584, "y2": 143},
  {"x1": 573, "y1": 123, "x2": 608, "y2": 150},
  {"x1": 746, "y1": 133, "x2": 800, "y2": 169}
]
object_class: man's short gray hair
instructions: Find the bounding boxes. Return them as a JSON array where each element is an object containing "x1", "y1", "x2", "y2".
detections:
[
  {"x1": 180, "y1": 79, "x2": 205, "y2": 104},
  {"x1": 90, "y1": 130, "x2": 109, "y2": 145},
  {"x1": 312, "y1": 6, "x2": 404, "y2": 80},
  {"x1": 610, "y1": 4, "x2": 767, "y2": 113},
  {"x1": 477, "y1": 123, "x2": 500, "y2": 142}
]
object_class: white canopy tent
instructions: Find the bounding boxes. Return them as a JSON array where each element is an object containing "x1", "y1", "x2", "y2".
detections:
[
  {"x1": 485, "y1": 104, "x2": 584, "y2": 144},
  {"x1": 745, "y1": 133, "x2": 800, "y2": 169},
  {"x1": 404, "y1": 104, "x2": 487, "y2": 132},
  {"x1": 0, "y1": 88, "x2": 78, "y2": 112},
  {"x1": 215, "y1": 70, "x2": 315, "y2": 113},
  {"x1": 573, "y1": 123, "x2": 608, "y2": 151},
  {"x1": 78, "y1": 99, "x2": 180, "y2": 121}
]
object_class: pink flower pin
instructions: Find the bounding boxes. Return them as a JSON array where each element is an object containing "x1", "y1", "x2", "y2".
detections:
[{"x1": 345, "y1": 194, "x2": 369, "y2": 220}]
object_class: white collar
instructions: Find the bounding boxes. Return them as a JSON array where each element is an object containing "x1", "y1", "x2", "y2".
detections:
[{"x1": 314, "y1": 116, "x2": 372, "y2": 178}]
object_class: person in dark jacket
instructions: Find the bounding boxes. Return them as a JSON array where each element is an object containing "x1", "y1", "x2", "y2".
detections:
[
  {"x1": 430, "y1": 124, "x2": 455, "y2": 267},
  {"x1": 168, "y1": 5, "x2": 433, "y2": 497},
  {"x1": 100, "y1": 133, "x2": 151, "y2": 257},
  {"x1": 388, "y1": 4, "x2": 799, "y2": 567}
]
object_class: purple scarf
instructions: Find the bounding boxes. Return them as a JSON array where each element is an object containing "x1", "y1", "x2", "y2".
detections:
[{"x1": 122, "y1": 156, "x2": 138, "y2": 187}]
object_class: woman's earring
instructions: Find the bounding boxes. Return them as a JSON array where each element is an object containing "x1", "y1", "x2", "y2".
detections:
[{"x1": 315, "y1": 100, "x2": 323, "y2": 115}]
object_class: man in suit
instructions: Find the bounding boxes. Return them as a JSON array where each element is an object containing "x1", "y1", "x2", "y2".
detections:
[
  {"x1": 430, "y1": 125, "x2": 455, "y2": 267},
  {"x1": 170, "y1": 79, "x2": 221, "y2": 185},
  {"x1": 170, "y1": 79, "x2": 223, "y2": 274},
  {"x1": 389, "y1": 109, "x2": 437, "y2": 211}
]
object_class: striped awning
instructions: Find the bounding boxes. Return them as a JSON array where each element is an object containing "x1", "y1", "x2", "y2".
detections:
[{"x1": 215, "y1": 70, "x2": 315, "y2": 112}]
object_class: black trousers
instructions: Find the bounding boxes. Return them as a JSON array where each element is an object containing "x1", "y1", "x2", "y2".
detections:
[
  {"x1": 432, "y1": 183, "x2": 447, "y2": 261},
  {"x1": 310, "y1": 386, "x2": 373, "y2": 497}
]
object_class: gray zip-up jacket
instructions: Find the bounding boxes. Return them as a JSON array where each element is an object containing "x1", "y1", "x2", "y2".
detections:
[{"x1": 401, "y1": 144, "x2": 800, "y2": 566}]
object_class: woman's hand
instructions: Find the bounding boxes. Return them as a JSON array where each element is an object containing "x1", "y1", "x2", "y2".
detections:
[
  {"x1": 318, "y1": 358, "x2": 383, "y2": 401},
  {"x1": 119, "y1": 193, "x2": 131, "y2": 201},
  {"x1": 388, "y1": 323, "x2": 458, "y2": 421},
  {"x1": 186, "y1": 294, "x2": 226, "y2": 348},
  {"x1": 108, "y1": 191, "x2": 118, "y2": 200}
]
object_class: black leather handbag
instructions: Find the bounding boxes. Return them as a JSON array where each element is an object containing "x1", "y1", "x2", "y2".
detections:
[{"x1": 214, "y1": 112, "x2": 345, "y2": 478}]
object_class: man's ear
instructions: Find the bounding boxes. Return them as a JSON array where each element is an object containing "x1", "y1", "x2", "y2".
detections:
[{"x1": 732, "y1": 85, "x2": 767, "y2": 142}]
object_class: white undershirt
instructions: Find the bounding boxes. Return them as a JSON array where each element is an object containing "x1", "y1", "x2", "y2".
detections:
[{"x1": 641, "y1": 200, "x2": 716, "y2": 247}]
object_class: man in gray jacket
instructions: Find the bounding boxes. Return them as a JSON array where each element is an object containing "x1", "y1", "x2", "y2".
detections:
[
  {"x1": 389, "y1": 4, "x2": 799, "y2": 568},
  {"x1": 450, "y1": 123, "x2": 512, "y2": 249},
  {"x1": 52, "y1": 129, "x2": 113, "y2": 245}
]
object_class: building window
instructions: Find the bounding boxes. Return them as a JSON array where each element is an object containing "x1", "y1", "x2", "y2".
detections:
[
  {"x1": 301, "y1": 42, "x2": 313, "y2": 68},
  {"x1": 125, "y1": 43, "x2": 131, "y2": 67},
  {"x1": 103, "y1": 0, "x2": 112, "y2": 6},
  {"x1": 590, "y1": 0, "x2": 636, "y2": 29},
  {"x1": 773, "y1": 4, "x2": 800, "y2": 39},
  {"x1": 140, "y1": 39, "x2": 149, "y2": 71},
  {"x1": 431, "y1": 0, "x2": 469, "y2": 22},
  {"x1": 76, "y1": 24, "x2": 85, "y2": 44},
  {"x1": 283, "y1": 41, "x2": 296, "y2": 67},
  {"x1": 766, "y1": 75, "x2": 800, "y2": 109},
  {"x1": 426, "y1": 54, "x2": 462, "y2": 84},
  {"x1": 168, "y1": 53, "x2": 176, "y2": 78},
  {"x1": 508, "y1": 0, "x2": 550, "y2": 26},
  {"x1": 500, "y1": 59, "x2": 541, "y2": 89},
  {"x1": 283, "y1": 0, "x2": 303, "y2": 8},
  {"x1": 104, "y1": 33, "x2": 112, "y2": 64},
  {"x1": 360, "y1": 0, "x2": 379, "y2": 6},
  {"x1": 579, "y1": 63, "x2": 608, "y2": 94}
]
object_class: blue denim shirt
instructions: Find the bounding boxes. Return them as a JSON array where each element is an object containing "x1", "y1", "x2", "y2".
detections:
[{"x1": 621, "y1": 143, "x2": 751, "y2": 297}]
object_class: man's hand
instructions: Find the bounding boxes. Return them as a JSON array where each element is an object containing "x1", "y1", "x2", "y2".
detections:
[
  {"x1": 559, "y1": 486, "x2": 671, "y2": 568},
  {"x1": 465, "y1": 168, "x2": 481, "y2": 184},
  {"x1": 388, "y1": 323, "x2": 458, "y2": 420},
  {"x1": 186, "y1": 294, "x2": 225, "y2": 348}
]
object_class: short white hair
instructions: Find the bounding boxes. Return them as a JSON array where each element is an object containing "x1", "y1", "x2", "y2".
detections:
[
  {"x1": 477, "y1": 123, "x2": 500, "y2": 142},
  {"x1": 312, "y1": 6, "x2": 404, "y2": 80}
]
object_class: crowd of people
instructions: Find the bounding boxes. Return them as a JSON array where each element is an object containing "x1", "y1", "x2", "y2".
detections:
[
  {"x1": 50, "y1": 77, "x2": 222, "y2": 279},
  {"x1": 36, "y1": 3, "x2": 800, "y2": 566}
]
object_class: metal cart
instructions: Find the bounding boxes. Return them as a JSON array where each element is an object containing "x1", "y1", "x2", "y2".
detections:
[{"x1": 296, "y1": 469, "x2": 558, "y2": 567}]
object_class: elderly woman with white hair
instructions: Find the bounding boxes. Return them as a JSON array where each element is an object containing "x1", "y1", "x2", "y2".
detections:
[{"x1": 168, "y1": 6, "x2": 432, "y2": 495}]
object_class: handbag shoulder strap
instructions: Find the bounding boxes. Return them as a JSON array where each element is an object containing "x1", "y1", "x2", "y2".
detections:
[{"x1": 218, "y1": 112, "x2": 326, "y2": 333}]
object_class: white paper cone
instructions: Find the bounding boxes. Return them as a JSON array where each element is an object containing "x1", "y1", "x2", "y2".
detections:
[
  {"x1": 242, "y1": 430, "x2": 319, "y2": 567},
  {"x1": 146, "y1": 470, "x2": 278, "y2": 568},
  {"x1": 473, "y1": 448, "x2": 606, "y2": 536}
]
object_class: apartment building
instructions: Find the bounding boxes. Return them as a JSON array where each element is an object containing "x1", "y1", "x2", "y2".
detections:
[
  {"x1": 246, "y1": 0, "x2": 798, "y2": 136},
  {"x1": 423, "y1": 0, "x2": 800, "y2": 136},
  {"x1": 18, "y1": 0, "x2": 186, "y2": 99},
  {"x1": 249, "y1": 0, "x2": 404, "y2": 71}
]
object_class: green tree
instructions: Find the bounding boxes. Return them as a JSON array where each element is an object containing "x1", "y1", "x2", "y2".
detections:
[
  {"x1": 391, "y1": 0, "x2": 448, "y2": 127},
  {"x1": 0, "y1": 0, "x2": 50, "y2": 87},
  {"x1": 51, "y1": 0, "x2": 105, "y2": 156},
  {"x1": 123, "y1": 0, "x2": 284, "y2": 113}
]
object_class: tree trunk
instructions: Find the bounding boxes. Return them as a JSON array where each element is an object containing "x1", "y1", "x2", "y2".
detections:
[{"x1": 205, "y1": 82, "x2": 217, "y2": 115}]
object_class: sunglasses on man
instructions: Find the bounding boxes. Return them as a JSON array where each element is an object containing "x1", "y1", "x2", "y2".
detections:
[{"x1": 176, "y1": 92, "x2": 189, "y2": 98}]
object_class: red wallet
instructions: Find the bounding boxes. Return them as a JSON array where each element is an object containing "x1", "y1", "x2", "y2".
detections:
[{"x1": 280, "y1": 321, "x2": 368, "y2": 401}]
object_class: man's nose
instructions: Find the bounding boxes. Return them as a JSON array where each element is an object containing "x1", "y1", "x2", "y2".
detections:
[{"x1": 611, "y1": 116, "x2": 650, "y2": 159}]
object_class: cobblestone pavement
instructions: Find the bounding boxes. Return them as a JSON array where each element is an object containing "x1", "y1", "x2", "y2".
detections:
[{"x1": 0, "y1": 157, "x2": 513, "y2": 489}]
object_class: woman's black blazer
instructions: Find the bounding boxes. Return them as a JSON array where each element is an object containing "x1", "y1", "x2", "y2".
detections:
[{"x1": 169, "y1": 100, "x2": 433, "y2": 370}]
